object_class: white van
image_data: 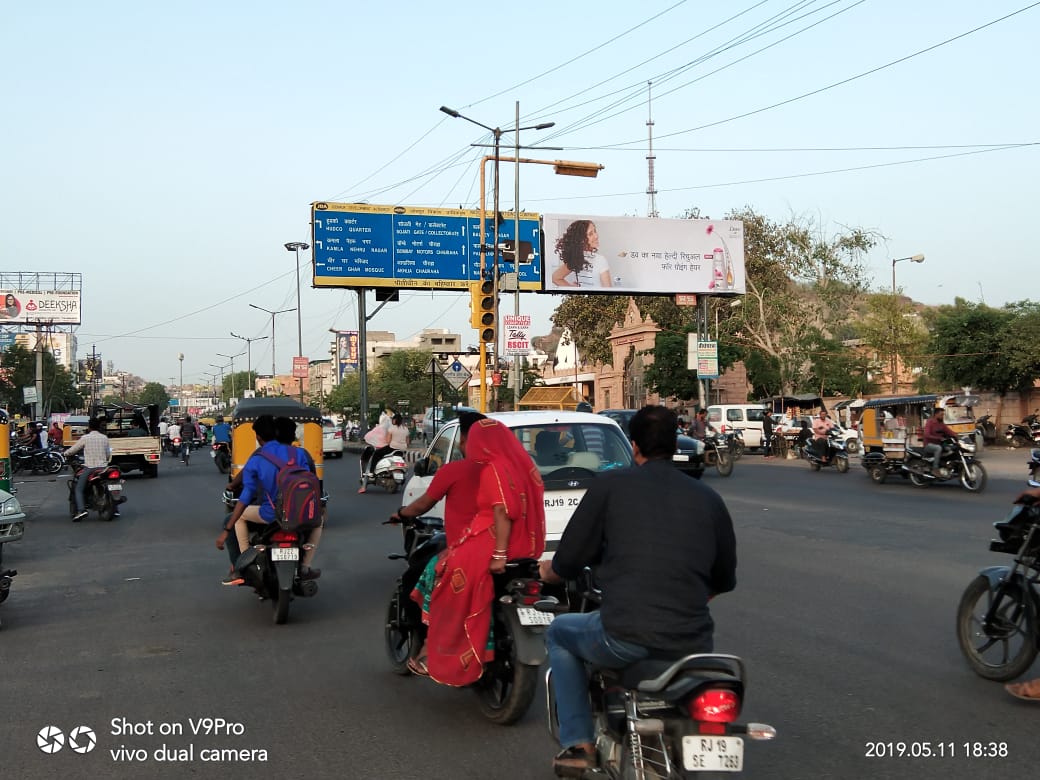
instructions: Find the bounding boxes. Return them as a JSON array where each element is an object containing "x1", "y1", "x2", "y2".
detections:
[{"x1": 706, "y1": 404, "x2": 770, "y2": 449}]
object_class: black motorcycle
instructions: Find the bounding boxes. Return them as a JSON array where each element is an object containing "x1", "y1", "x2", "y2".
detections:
[
  {"x1": 975, "y1": 414, "x2": 998, "y2": 446},
  {"x1": 902, "y1": 435, "x2": 986, "y2": 492},
  {"x1": 222, "y1": 490, "x2": 325, "y2": 624},
  {"x1": 1005, "y1": 414, "x2": 1040, "y2": 449},
  {"x1": 67, "y1": 457, "x2": 126, "y2": 521},
  {"x1": 804, "y1": 429, "x2": 849, "y2": 473},
  {"x1": 383, "y1": 513, "x2": 556, "y2": 724},
  {"x1": 957, "y1": 495, "x2": 1040, "y2": 680},
  {"x1": 211, "y1": 441, "x2": 231, "y2": 474},
  {"x1": 702, "y1": 432, "x2": 734, "y2": 477},
  {"x1": 11, "y1": 445, "x2": 64, "y2": 475},
  {"x1": 538, "y1": 572, "x2": 775, "y2": 778}
]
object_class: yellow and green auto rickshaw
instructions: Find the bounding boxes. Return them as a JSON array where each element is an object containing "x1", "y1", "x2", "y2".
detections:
[
  {"x1": 860, "y1": 392, "x2": 982, "y2": 484},
  {"x1": 228, "y1": 397, "x2": 325, "y2": 485}
]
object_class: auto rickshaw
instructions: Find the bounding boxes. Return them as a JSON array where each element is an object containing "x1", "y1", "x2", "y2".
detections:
[
  {"x1": 860, "y1": 392, "x2": 982, "y2": 484},
  {"x1": 228, "y1": 397, "x2": 325, "y2": 485}
]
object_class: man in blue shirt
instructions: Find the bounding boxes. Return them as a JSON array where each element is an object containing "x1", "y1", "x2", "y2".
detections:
[
  {"x1": 214, "y1": 414, "x2": 320, "y2": 585},
  {"x1": 212, "y1": 416, "x2": 232, "y2": 445}
]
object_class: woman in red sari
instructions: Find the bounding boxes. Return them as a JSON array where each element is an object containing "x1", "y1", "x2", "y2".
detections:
[{"x1": 422, "y1": 418, "x2": 545, "y2": 686}]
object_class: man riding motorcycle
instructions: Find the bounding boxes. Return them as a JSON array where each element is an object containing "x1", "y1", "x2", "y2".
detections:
[
  {"x1": 922, "y1": 407, "x2": 957, "y2": 474},
  {"x1": 538, "y1": 405, "x2": 737, "y2": 776}
]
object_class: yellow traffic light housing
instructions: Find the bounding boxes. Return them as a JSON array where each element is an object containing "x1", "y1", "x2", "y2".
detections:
[{"x1": 469, "y1": 279, "x2": 496, "y2": 343}]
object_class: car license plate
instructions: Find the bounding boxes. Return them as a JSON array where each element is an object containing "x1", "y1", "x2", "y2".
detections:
[
  {"x1": 516, "y1": 607, "x2": 554, "y2": 626},
  {"x1": 673, "y1": 453, "x2": 690, "y2": 461},
  {"x1": 270, "y1": 547, "x2": 299, "y2": 561},
  {"x1": 682, "y1": 736, "x2": 743, "y2": 772}
]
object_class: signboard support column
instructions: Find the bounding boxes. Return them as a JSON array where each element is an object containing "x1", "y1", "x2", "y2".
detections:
[
  {"x1": 358, "y1": 289, "x2": 368, "y2": 438},
  {"x1": 34, "y1": 323, "x2": 44, "y2": 420},
  {"x1": 699, "y1": 298, "x2": 708, "y2": 409}
]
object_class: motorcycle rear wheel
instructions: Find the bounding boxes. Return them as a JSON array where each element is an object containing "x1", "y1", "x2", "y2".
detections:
[
  {"x1": 385, "y1": 587, "x2": 420, "y2": 675},
  {"x1": 730, "y1": 441, "x2": 745, "y2": 461},
  {"x1": 43, "y1": 453, "x2": 64, "y2": 475},
  {"x1": 715, "y1": 450, "x2": 733, "y2": 477},
  {"x1": 957, "y1": 575, "x2": 1038, "y2": 680},
  {"x1": 836, "y1": 456, "x2": 850, "y2": 474},
  {"x1": 98, "y1": 491, "x2": 116, "y2": 522},
  {"x1": 475, "y1": 622, "x2": 538, "y2": 725},
  {"x1": 1013, "y1": 434, "x2": 1031, "y2": 449},
  {"x1": 215, "y1": 451, "x2": 230, "y2": 474},
  {"x1": 961, "y1": 463, "x2": 987, "y2": 493},
  {"x1": 273, "y1": 588, "x2": 291, "y2": 624},
  {"x1": 868, "y1": 465, "x2": 887, "y2": 484},
  {"x1": 909, "y1": 471, "x2": 929, "y2": 488}
]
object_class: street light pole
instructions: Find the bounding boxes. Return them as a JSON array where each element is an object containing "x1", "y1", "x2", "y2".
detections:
[
  {"x1": 209, "y1": 363, "x2": 227, "y2": 405},
  {"x1": 285, "y1": 241, "x2": 310, "y2": 403},
  {"x1": 217, "y1": 351, "x2": 245, "y2": 404},
  {"x1": 177, "y1": 352, "x2": 184, "y2": 413},
  {"x1": 889, "y1": 253, "x2": 926, "y2": 393},
  {"x1": 249, "y1": 303, "x2": 296, "y2": 396},
  {"x1": 230, "y1": 331, "x2": 268, "y2": 395}
]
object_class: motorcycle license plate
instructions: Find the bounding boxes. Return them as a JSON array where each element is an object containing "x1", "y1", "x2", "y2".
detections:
[
  {"x1": 106, "y1": 483, "x2": 123, "y2": 491},
  {"x1": 516, "y1": 607, "x2": 553, "y2": 626},
  {"x1": 682, "y1": 736, "x2": 743, "y2": 772},
  {"x1": 393, "y1": 472, "x2": 405, "y2": 482},
  {"x1": 270, "y1": 547, "x2": 299, "y2": 561}
]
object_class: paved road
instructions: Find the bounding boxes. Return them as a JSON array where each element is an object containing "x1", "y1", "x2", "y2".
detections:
[{"x1": 1, "y1": 447, "x2": 1035, "y2": 779}]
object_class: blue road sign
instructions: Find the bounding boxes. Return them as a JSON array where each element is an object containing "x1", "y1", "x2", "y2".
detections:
[{"x1": 311, "y1": 203, "x2": 542, "y2": 290}]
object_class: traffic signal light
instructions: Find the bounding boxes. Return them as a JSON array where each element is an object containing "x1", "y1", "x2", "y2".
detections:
[{"x1": 469, "y1": 279, "x2": 496, "y2": 343}]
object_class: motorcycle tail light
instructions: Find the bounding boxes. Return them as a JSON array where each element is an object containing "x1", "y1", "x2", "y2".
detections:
[
  {"x1": 688, "y1": 688, "x2": 741, "y2": 724},
  {"x1": 106, "y1": 469, "x2": 121, "y2": 480},
  {"x1": 520, "y1": 579, "x2": 542, "y2": 605},
  {"x1": 271, "y1": 530, "x2": 298, "y2": 543}
]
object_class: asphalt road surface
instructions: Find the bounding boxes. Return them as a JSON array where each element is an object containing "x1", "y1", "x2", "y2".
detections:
[{"x1": 2, "y1": 446, "x2": 1036, "y2": 780}]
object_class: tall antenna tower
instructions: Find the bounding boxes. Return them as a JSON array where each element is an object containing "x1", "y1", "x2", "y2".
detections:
[{"x1": 646, "y1": 81, "x2": 658, "y2": 218}]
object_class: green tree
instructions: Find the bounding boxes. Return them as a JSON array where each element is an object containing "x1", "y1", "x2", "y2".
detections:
[
  {"x1": 138, "y1": 382, "x2": 170, "y2": 408},
  {"x1": 0, "y1": 345, "x2": 83, "y2": 414},
  {"x1": 325, "y1": 373, "x2": 361, "y2": 416},
  {"x1": 1000, "y1": 302, "x2": 1040, "y2": 389},
  {"x1": 370, "y1": 350, "x2": 443, "y2": 415},
  {"x1": 220, "y1": 371, "x2": 255, "y2": 404},
  {"x1": 926, "y1": 299, "x2": 1018, "y2": 392},
  {"x1": 852, "y1": 292, "x2": 929, "y2": 393}
]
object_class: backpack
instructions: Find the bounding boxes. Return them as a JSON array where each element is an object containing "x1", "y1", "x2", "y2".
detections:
[{"x1": 257, "y1": 447, "x2": 322, "y2": 531}]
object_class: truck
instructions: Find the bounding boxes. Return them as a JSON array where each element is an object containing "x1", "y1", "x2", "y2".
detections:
[{"x1": 66, "y1": 404, "x2": 162, "y2": 478}]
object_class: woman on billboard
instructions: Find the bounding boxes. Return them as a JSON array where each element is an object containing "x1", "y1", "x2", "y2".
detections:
[
  {"x1": 0, "y1": 293, "x2": 20, "y2": 319},
  {"x1": 550, "y1": 220, "x2": 613, "y2": 289}
]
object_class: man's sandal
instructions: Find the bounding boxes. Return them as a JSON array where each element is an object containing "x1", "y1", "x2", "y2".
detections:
[
  {"x1": 1005, "y1": 678, "x2": 1040, "y2": 701},
  {"x1": 552, "y1": 746, "x2": 595, "y2": 777}
]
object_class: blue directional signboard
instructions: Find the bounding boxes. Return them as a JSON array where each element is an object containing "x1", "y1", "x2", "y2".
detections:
[{"x1": 311, "y1": 202, "x2": 542, "y2": 290}]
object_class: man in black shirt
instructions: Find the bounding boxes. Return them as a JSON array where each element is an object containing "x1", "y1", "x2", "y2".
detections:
[{"x1": 539, "y1": 405, "x2": 737, "y2": 776}]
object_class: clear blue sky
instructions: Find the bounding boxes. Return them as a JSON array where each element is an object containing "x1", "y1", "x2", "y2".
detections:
[{"x1": 3, "y1": 0, "x2": 1036, "y2": 385}]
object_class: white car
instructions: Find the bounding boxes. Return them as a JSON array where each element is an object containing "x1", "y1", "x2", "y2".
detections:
[
  {"x1": 403, "y1": 411, "x2": 633, "y2": 558},
  {"x1": 0, "y1": 489, "x2": 26, "y2": 546},
  {"x1": 322, "y1": 418, "x2": 344, "y2": 459}
]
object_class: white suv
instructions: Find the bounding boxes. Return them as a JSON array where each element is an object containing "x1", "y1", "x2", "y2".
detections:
[{"x1": 403, "y1": 411, "x2": 632, "y2": 558}]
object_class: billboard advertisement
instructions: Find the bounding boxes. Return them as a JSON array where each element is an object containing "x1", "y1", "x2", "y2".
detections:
[
  {"x1": 0, "y1": 290, "x2": 82, "y2": 324},
  {"x1": 311, "y1": 202, "x2": 542, "y2": 290},
  {"x1": 542, "y1": 215, "x2": 744, "y2": 295},
  {"x1": 336, "y1": 331, "x2": 360, "y2": 381}
]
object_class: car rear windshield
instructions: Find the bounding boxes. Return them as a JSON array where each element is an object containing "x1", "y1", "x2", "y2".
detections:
[{"x1": 510, "y1": 423, "x2": 633, "y2": 476}]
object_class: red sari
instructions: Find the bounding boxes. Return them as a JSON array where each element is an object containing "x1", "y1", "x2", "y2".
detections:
[{"x1": 423, "y1": 419, "x2": 545, "y2": 686}]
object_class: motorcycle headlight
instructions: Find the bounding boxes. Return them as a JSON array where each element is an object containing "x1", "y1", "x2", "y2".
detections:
[
  {"x1": 1, "y1": 496, "x2": 23, "y2": 516},
  {"x1": 960, "y1": 439, "x2": 976, "y2": 454}
]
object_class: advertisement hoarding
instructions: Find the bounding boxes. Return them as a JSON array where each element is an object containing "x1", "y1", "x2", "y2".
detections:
[
  {"x1": 311, "y1": 202, "x2": 542, "y2": 290},
  {"x1": 503, "y1": 314, "x2": 532, "y2": 357},
  {"x1": 0, "y1": 290, "x2": 82, "y2": 325},
  {"x1": 292, "y1": 357, "x2": 309, "y2": 379},
  {"x1": 336, "y1": 331, "x2": 360, "y2": 381},
  {"x1": 542, "y1": 215, "x2": 744, "y2": 295}
]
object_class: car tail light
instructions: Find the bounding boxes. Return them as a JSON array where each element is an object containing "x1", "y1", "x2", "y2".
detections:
[
  {"x1": 334, "y1": 431, "x2": 343, "y2": 440},
  {"x1": 688, "y1": 688, "x2": 741, "y2": 724},
  {"x1": 271, "y1": 530, "x2": 298, "y2": 544}
]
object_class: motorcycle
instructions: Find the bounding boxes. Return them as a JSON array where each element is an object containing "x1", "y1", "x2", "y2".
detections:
[
  {"x1": 804, "y1": 429, "x2": 850, "y2": 473},
  {"x1": 0, "y1": 567, "x2": 14, "y2": 629},
  {"x1": 383, "y1": 512, "x2": 556, "y2": 724},
  {"x1": 220, "y1": 488, "x2": 328, "y2": 624},
  {"x1": 538, "y1": 572, "x2": 775, "y2": 778},
  {"x1": 902, "y1": 435, "x2": 986, "y2": 492},
  {"x1": 211, "y1": 441, "x2": 231, "y2": 474},
  {"x1": 956, "y1": 495, "x2": 1040, "y2": 680},
  {"x1": 702, "y1": 432, "x2": 733, "y2": 477},
  {"x1": 362, "y1": 449, "x2": 408, "y2": 493},
  {"x1": 11, "y1": 445, "x2": 64, "y2": 475},
  {"x1": 1005, "y1": 414, "x2": 1040, "y2": 448},
  {"x1": 724, "y1": 428, "x2": 745, "y2": 461},
  {"x1": 67, "y1": 456, "x2": 126, "y2": 521},
  {"x1": 975, "y1": 414, "x2": 998, "y2": 446}
]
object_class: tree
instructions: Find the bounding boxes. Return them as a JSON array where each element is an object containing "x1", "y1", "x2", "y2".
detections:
[
  {"x1": 220, "y1": 371, "x2": 255, "y2": 404},
  {"x1": 926, "y1": 299, "x2": 1018, "y2": 392},
  {"x1": 0, "y1": 345, "x2": 83, "y2": 414},
  {"x1": 370, "y1": 350, "x2": 443, "y2": 416},
  {"x1": 138, "y1": 382, "x2": 170, "y2": 409},
  {"x1": 325, "y1": 373, "x2": 361, "y2": 417},
  {"x1": 853, "y1": 292, "x2": 929, "y2": 392}
]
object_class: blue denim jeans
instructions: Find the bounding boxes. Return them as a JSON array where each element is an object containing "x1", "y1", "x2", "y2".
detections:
[
  {"x1": 546, "y1": 611, "x2": 649, "y2": 749},
  {"x1": 75, "y1": 466, "x2": 106, "y2": 513}
]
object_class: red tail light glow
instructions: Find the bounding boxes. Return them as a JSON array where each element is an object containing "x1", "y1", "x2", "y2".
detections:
[
  {"x1": 271, "y1": 530, "x2": 299, "y2": 543},
  {"x1": 334, "y1": 431, "x2": 343, "y2": 440},
  {"x1": 520, "y1": 579, "x2": 542, "y2": 605},
  {"x1": 106, "y1": 469, "x2": 121, "y2": 480},
  {"x1": 689, "y1": 689, "x2": 741, "y2": 723}
]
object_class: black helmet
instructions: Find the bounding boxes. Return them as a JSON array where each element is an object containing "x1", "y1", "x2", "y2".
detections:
[{"x1": 216, "y1": 416, "x2": 224, "y2": 423}]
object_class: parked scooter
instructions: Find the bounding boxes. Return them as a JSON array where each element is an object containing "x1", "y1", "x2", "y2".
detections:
[
  {"x1": 1005, "y1": 413, "x2": 1040, "y2": 448},
  {"x1": 975, "y1": 414, "x2": 998, "y2": 446},
  {"x1": 957, "y1": 494, "x2": 1040, "y2": 679},
  {"x1": 902, "y1": 434, "x2": 986, "y2": 492},
  {"x1": 384, "y1": 512, "x2": 557, "y2": 724},
  {"x1": 361, "y1": 449, "x2": 408, "y2": 493},
  {"x1": 804, "y1": 429, "x2": 850, "y2": 473},
  {"x1": 67, "y1": 455, "x2": 126, "y2": 521},
  {"x1": 538, "y1": 571, "x2": 775, "y2": 778}
]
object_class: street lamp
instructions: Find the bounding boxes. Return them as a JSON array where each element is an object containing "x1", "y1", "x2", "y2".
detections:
[
  {"x1": 889, "y1": 253, "x2": 925, "y2": 393},
  {"x1": 230, "y1": 331, "x2": 268, "y2": 395},
  {"x1": 177, "y1": 352, "x2": 184, "y2": 412},
  {"x1": 217, "y1": 351, "x2": 245, "y2": 403},
  {"x1": 441, "y1": 104, "x2": 602, "y2": 411},
  {"x1": 209, "y1": 363, "x2": 227, "y2": 405},
  {"x1": 285, "y1": 241, "x2": 310, "y2": 403},
  {"x1": 249, "y1": 303, "x2": 296, "y2": 392}
]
